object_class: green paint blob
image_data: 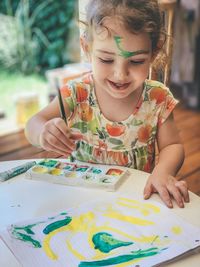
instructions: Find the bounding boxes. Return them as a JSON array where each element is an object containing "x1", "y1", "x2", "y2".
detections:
[
  {"x1": 38, "y1": 159, "x2": 58, "y2": 168},
  {"x1": 93, "y1": 232, "x2": 133, "y2": 253},
  {"x1": 43, "y1": 217, "x2": 72, "y2": 234},
  {"x1": 14, "y1": 224, "x2": 37, "y2": 235},
  {"x1": 12, "y1": 230, "x2": 41, "y2": 248},
  {"x1": 114, "y1": 36, "x2": 146, "y2": 58},
  {"x1": 79, "y1": 247, "x2": 165, "y2": 267}
]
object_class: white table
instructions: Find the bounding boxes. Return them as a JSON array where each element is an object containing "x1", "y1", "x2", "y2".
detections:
[{"x1": 0, "y1": 159, "x2": 200, "y2": 267}]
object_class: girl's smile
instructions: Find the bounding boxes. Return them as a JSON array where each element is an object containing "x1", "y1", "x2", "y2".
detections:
[{"x1": 107, "y1": 79, "x2": 132, "y2": 94}]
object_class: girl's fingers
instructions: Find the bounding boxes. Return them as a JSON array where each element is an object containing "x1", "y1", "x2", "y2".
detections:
[
  {"x1": 43, "y1": 138, "x2": 71, "y2": 157},
  {"x1": 48, "y1": 127, "x2": 75, "y2": 151},
  {"x1": 156, "y1": 186, "x2": 173, "y2": 208},
  {"x1": 175, "y1": 180, "x2": 190, "y2": 203},
  {"x1": 47, "y1": 134, "x2": 73, "y2": 154},
  {"x1": 167, "y1": 183, "x2": 184, "y2": 208},
  {"x1": 143, "y1": 179, "x2": 154, "y2": 199},
  {"x1": 51, "y1": 120, "x2": 76, "y2": 150}
]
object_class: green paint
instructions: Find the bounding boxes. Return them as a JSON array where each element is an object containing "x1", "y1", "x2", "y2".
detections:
[
  {"x1": 12, "y1": 230, "x2": 41, "y2": 248},
  {"x1": 14, "y1": 223, "x2": 37, "y2": 235},
  {"x1": 60, "y1": 212, "x2": 68, "y2": 215},
  {"x1": 79, "y1": 247, "x2": 166, "y2": 267},
  {"x1": 38, "y1": 159, "x2": 58, "y2": 168},
  {"x1": 114, "y1": 36, "x2": 146, "y2": 58},
  {"x1": 43, "y1": 217, "x2": 72, "y2": 234},
  {"x1": 92, "y1": 232, "x2": 133, "y2": 253}
]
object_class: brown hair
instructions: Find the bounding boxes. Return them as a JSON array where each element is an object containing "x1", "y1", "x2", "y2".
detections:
[{"x1": 83, "y1": 0, "x2": 166, "y2": 53}]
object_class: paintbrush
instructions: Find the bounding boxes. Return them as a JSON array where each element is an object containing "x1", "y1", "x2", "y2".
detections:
[
  {"x1": 56, "y1": 79, "x2": 67, "y2": 124},
  {"x1": 56, "y1": 79, "x2": 75, "y2": 162}
]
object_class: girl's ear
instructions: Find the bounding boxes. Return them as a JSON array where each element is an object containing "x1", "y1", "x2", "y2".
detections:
[{"x1": 80, "y1": 33, "x2": 91, "y2": 62}]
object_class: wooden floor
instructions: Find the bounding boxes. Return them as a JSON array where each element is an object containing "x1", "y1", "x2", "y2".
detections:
[
  {"x1": 173, "y1": 106, "x2": 200, "y2": 196},
  {"x1": 0, "y1": 105, "x2": 200, "y2": 196}
]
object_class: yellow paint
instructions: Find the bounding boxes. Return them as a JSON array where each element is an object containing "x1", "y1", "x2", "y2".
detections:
[
  {"x1": 50, "y1": 168, "x2": 62, "y2": 175},
  {"x1": 104, "y1": 209, "x2": 154, "y2": 226},
  {"x1": 43, "y1": 235, "x2": 58, "y2": 260},
  {"x1": 66, "y1": 240, "x2": 86, "y2": 260},
  {"x1": 32, "y1": 166, "x2": 48, "y2": 173},
  {"x1": 117, "y1": 201, "x2": 151, "y2": 216},
  {"x1": 171, "y1": 226, "x2": 182, "y2": 235},
  {"x1": 65, "y1": 171, "x2": 78, "y2": 178},
  {"x1": 118, "y1": 197, "x2": 160, "y2": 215}
]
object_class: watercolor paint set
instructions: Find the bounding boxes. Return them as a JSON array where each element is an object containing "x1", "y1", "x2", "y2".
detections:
[{"x1": 26, "y1": 159, "x2": 129, "y2": 191}]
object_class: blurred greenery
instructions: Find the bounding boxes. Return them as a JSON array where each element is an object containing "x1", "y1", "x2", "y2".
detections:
[
  {"x1": 0, "y1": 70, "x2": 47, "y2": 118},
  {"x1": 0, "y1": 0, "x2": 78, "y2": 74}
]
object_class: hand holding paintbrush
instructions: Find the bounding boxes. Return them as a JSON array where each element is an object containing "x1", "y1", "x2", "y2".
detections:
[{"x1": 56, "y1": 80, "x2": 82, "y2": 160}]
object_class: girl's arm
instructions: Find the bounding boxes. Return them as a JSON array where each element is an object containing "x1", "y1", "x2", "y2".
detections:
[{"x1": 143, "y1": 113, "x2": 190, "y2": 208}]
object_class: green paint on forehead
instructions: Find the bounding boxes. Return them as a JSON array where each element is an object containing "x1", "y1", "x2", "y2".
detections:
[{"x1": 114, "y1": 36, "x2": 147, "y2": 58}]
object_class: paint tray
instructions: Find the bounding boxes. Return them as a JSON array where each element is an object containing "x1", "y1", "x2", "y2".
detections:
[{"x1": 25, "y1": 159, "x2": 129, "y2": 191}]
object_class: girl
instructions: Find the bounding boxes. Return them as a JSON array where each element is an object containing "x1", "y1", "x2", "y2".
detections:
[{"x1": 26, "y1": 0, "x2": 189, "y2": 208}]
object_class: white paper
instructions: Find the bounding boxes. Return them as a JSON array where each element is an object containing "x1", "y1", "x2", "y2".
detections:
[{"x1": 1, "y1": 194, "x2": 200, "y2": 267}]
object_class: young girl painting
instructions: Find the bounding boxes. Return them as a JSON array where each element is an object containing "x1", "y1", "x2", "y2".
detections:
[{"x1": 26, "y1": 0, "x2": 189, "y2": 208}]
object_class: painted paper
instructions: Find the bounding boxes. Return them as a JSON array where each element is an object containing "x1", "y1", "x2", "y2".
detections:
[{"x1": 1, "y1": 195, "x2": 200, "y2": 267}]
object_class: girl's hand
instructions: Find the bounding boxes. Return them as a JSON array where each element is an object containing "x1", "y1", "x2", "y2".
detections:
[
  {"x1": 143, "y1": 174, "x2": 190, "y2": 208},
  {"x1": 39, "y1": 118, "x2": 82, "y2": 157}
]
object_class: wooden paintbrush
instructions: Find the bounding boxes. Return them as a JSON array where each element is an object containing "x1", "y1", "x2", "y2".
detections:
[
  {"x1": 56, "y1": 79, "x2": 67, "y2": 124},
  {"x1": 56, "y1": 79, "x2": 75, "y2": 162}
]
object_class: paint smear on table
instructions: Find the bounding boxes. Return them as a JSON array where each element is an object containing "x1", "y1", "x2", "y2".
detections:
[{"x1": 1, "y1": 195, "x2": 200, "y2": 267}]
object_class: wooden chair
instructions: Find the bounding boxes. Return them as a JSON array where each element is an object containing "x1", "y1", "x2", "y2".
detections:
[{"x1": 150, "y1": 0, "x2": 177, "y2": 86}]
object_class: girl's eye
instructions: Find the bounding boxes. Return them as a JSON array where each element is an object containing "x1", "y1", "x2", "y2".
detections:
[
  {"x1": 98, "y1": 58, "x2": 114, "y2": 64},
  {"x1": 130, "y1": 60, "x2": 145, "y2": 65}
]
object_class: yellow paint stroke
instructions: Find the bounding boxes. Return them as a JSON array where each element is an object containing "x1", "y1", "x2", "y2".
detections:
[
  {"x1": 117, "y1": 201, "x2": 151, "y2": 216},
  {"x1": 104, "y1": 209, "x2": 155, "y2": 226},
  {"x1": 66, "y1": 240, "x2": 86, "y2": 260},
  {"x1": 117, "y1": 197, "x2": 160, "y2": 215},
  {"x1": 43, "y1": 234, "x2": 58, "y2": 260},
  {"x1": 171, "y1": 226, "x2": 182, "y2": 235}
]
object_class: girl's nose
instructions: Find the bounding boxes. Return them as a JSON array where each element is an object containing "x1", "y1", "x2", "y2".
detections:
[{"x1": 113, "y1": 62, "x2": 129, "y2": 81}]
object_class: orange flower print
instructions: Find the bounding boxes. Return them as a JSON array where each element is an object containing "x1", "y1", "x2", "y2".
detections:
[
  {"x1": 60, "y1": 85, "x2": 71, "y2": 98},
  {"x1": 106, "y1": 123, "x2": 125, "y2": 137},
  {"x1": 149, "y1": 87, "x2": 168, "y2": 104},
  {"x1": 82, "y1": 75, "x2": 91, "y2": 84},
  {"x1": 143, "y1": 159, "x2": 151, "y2": 173},
  {"x1": 76, "y1": 84, "x2": 88, "y2": 102},
  {"x1": 137, "y1": 124, "x2": 152, "y2": 143},
  {"x1": 79, "y1": 103, "x2": 93, "y2": 122}
]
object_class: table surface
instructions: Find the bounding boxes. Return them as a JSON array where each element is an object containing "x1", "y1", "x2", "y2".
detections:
[{"x1": 0, "y1": 159, "x2": 200, "y2": 267}]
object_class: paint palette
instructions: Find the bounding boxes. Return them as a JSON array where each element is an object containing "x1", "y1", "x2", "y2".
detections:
[{"x1": 26, "y1": 159, "x2": 129, "y2": 191}]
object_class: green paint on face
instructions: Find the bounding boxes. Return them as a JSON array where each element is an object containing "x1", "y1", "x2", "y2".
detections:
[
  {"x1": 79, "y1": 247, "x2": 166, "y2": 266},
  {"x1": 114, "y1": 36, "x2": 147, "y2": 58},
  {"x1": 12, "y1": 230, "x2": 41, "y2": 248},
  {"x1": 93, "y1": 232, "x2": 133, "y2": 253},
  {"x1": 43, "y1": 217, "x2": 72, "y2": 234}
]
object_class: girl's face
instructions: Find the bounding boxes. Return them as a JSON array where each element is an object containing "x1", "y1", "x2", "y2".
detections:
[{"x1": 89, "y1": 18, "x2": 153, "y2": 100}]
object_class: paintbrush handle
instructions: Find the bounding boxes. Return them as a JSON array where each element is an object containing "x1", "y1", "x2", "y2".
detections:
[{"x1": 56, "y1": 80, "x2": 67, "y2": 125}]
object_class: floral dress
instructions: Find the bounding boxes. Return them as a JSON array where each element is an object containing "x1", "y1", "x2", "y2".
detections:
[{"x1": 60, "y1": 72, "x2": 178, "y2": 172}]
